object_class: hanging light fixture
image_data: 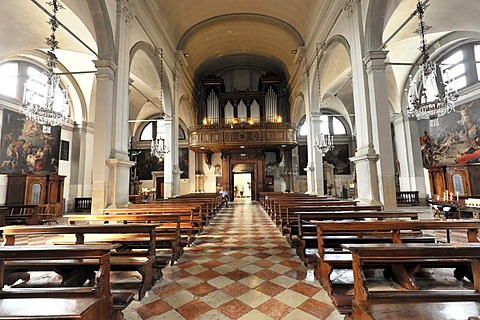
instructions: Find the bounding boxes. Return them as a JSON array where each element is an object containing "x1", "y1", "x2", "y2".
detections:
[
  {"x1": 151, "y1": 134, "x2": 169, "y2": 160},
  {"x1": 405, "y1": 0, "x2": 459, "y2": 127},
  {"x1": 314, "y1": 43, "x2": 333, "y2": 155},
  {"x1": 315, "y1": 131, "x2": 333, "y2": 154},
  {"x1": 21, "y1": 0, "x2": 69, "y2": 132},
  {"x1": 150, "y1": 49, "x2": 170, "y2": 160}
]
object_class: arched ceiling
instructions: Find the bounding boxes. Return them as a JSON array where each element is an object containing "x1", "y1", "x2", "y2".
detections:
[{"x1": 142, "y1": 0, "x2": 330, "y2": 78}]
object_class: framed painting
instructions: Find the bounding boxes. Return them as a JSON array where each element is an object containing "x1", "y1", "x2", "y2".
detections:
[
  {"x1": 134, "y1": 149, "x2": 164, "y2": 180},
  {"x1": 179, "y1": 147, "x2": 189, "y2": 179},
  {"x1": 0, "y1": 109, "x2": 61, "y2": 174},
  {"x1": 324, "y1": 144, "x2": 351, "y2": 175}
]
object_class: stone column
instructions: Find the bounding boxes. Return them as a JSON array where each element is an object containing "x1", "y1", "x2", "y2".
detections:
[
  {"x1": 364, "y1": 51, "x2": 396, "y2": 209},
  {"x1": 392, "y1": 113, "x2": 428, "y2": 202},
  {"x1": 163, "y1": 115, "x2": 174, "y2": 198},
  {"x1": 71, "y1": 122, "x2": 94, "y2": 199},
  {"x1": 345, "y1": 1, "x2": 381, "y2": 205},
  {"x1": 310, "y1": 112, "x2": 325, "y2": 195},
  {"x1": 91, "y1": 60, "x2": 116, "y2": 213}
]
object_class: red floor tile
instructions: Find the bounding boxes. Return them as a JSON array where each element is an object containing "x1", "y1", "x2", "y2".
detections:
[
  {"x1": 221, "y1": 282, "x2": 251, "y2": 297},
  {"x1": 177, "y1": 299, "x2": 213, "y2": 320},
  {"x1": 136, "y1": 298, "x2": 173, "y2": 319},
  {"x1": 257, "y1": 298, "x2": 294, "y2": 319},
  {"x1": 255, "y1": 281, "x2": 285, "y2": 297},
  {"x1": 298, "y1": 298, "x2": 336, "y2": 319},
  {"x1": 217, "y1": 299, "x2": 253, "y2": 320}
]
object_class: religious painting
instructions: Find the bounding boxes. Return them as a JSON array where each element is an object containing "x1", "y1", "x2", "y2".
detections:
[
  {"x1": 324, "y1": 144, "x2": 351, "y2": 175},
  {"x1": 135, "y1": 149, "x2": 164, "y2": 180},
  {"x1": 418, "y1": 99, "x2": 480, "y2": 167},
  {"x1": 179, "y1": 147, "x2": 188, "y2": 179},
  {"x1": 0, "y1": 109, "x2": 61, "y2": 174}
]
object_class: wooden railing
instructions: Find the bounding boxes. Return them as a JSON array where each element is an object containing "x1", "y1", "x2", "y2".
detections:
[
  {"x1": 396, "y1": 191, "x2": 420, "y2": 206},
  {"x1": 74, "y1": 197, "x2": 92, "y2": 212}
]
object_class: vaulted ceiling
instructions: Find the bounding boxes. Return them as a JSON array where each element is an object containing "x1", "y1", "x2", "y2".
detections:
[{"x1": 140, "y1": 0, "x2": 342, "y2": 81}]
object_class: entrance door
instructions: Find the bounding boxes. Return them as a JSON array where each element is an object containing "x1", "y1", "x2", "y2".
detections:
[{"x1": 233, "y1": 173, "x2": 252, "y2": 199}]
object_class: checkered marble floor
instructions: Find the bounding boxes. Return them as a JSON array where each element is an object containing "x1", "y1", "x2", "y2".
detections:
[{"x1": 123, "y1": 200, "x2": 344, "y2": 320}]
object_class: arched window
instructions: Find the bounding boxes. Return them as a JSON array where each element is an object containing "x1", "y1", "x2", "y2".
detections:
[
  {"x1": 0, "y1": 62, "x2": 18, "y2": 98},
  {"x1": 297, "y1": 114, "x2": 348, "y2": 137},
  {"x1": 140, "y1": 119, "x2": 166, "y2": 141},
  {"x1": 0, "y1": 61, "x2": 70, "y2": 116},
  {"x1": 413, "y1": 42, "x2": 480, "y2": 102}
]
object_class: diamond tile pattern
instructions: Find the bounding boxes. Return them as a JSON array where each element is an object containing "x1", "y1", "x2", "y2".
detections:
[{"x1": 124, "y1": 200, "x2": 342, "y2": 319}]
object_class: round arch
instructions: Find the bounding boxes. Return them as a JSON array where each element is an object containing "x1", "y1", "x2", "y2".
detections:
[
  {"x1": 84, "y1": 0, "x2": 115, "y2": 61},
  {"x1": 130, "y1": 41, "x2": 174, "y2": 118}
]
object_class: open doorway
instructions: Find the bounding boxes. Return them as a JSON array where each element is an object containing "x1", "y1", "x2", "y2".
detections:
[{"x1": 233, "y1": 173, "x2": 252, "y2": 199}]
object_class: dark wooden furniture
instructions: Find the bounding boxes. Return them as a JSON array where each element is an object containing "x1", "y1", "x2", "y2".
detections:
[
  {"x1": 396, "y1": 191, "x2": 420, "y2": 206},
  {"x1": 0, "y1": 204, "x2": 39, "y2": 225},
  {"x1": 66, "y1": 213, "x2": 185, "y2": 265},
  {"x1": 289, "y1": 210, "x2": 423, "y2": 264},
  {"x1": 345, "y1": 243, "x2": 480, "y2": 320},
  {"x1": 0, "y1": 244, "x2": 132, "y2": 320},
  {"x1": 312, "y1": 219, "x2": 480, "y2": 315},
  {"x1": 5, "y1": 174, "x2": 65, "y2": 218},
  {"x1": 427, "y1": 164, "x2": 480, "y2": 198},
  {"x1": 75, "y1": 197, "x2": 92, "y2": 212},
  {"x1": 1, "y1": 224, "x2": 161, "y2": 300}
]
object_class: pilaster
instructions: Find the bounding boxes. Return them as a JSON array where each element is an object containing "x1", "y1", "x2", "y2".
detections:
[
  {"x1": 364, "y1": 51, "x2": 396, "y2": 209},
  {"x1": 91, "y1": 59, "x2": 116, "y2": 213},
  {"x1": 310, "y1": 112, "x2": 325, "y2": 195},
  {"x1": 347, "y1": 1, "x2": 381, "y2": 205},
  {"x1": 163, "y1": 115, "x2": 174, "y2": 198}
]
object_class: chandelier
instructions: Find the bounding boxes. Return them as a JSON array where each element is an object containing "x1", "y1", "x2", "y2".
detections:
[
  {"x1": 315, "y1": 132, "x2": 333, "y2": 154},
  {"x1": 151, "y1": 136, "x2": 169, "y2": 160},
  {"x1": 20, "y1": 0, "x2": 69, "y2": 131},
  {"x1": 405, "y1": 0, "x2": 458, "y2": 127}
]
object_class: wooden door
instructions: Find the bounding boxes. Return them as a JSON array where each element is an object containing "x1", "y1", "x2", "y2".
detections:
[{"x1": 156, "y1": 177, "x2": 164, "y2": 200}]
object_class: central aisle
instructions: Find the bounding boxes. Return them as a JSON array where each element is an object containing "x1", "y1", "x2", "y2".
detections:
[{"x1": 125, "y1": 200, "x2": 343, "y2": 320}]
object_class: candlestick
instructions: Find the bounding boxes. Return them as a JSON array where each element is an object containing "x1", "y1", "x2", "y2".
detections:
[{"x1": 456, "y1": 191, "x2": 459, "y2": 202}]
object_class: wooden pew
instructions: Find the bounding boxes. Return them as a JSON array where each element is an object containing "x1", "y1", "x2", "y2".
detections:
[
  {"x1": 345, "y1": 243, "x2": 480, "y2": 320},
  {"x1": 0, "y1": 204, "x2": 40, "y2": 225},
  {"x1": 1, "y1": 224, "x2": 161, "y2": 300},
  {"x1": 288, "y1": 210, "x2": 422, "y2": 264},
  {"x1": 272, "y1": 200, "x2": 360, "y2": 228},
  {"x1": 0, "y1": 244, "x2": 133, "y2": 320},
  {"x1": 103, "y1": 207, "x2": 196, "y2": 247},
  {"x1": 126, "y1": 202, "x2": 206, "y2": 233},
  {"x1": 312, "y1": 219, "x2": 480, "y2": 314},
  {"x1": 278, "y1": 204, "x2": 383, "y2": 235},
  {"x1": 66, "y1": 213, "x2": 184, "y2": 264}
]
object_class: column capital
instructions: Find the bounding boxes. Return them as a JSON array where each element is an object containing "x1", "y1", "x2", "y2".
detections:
[
  {"x1": 93, "y1": 59, "x2": 117, "y2": 71},
  {"x1": 106, "y1": 158, "x2": 135, "y2": 169},
  {"x1": 363, "y1": 51, "x2": 389, "y2": 74},
  {"x1": 342, "y1": 0, "x2": 361, "y2": 16}
]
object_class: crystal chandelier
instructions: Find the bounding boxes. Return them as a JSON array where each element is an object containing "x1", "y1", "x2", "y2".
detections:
[
  {"x1": 315, "y1": 132, "x2": 333, "y2": 154},
  {"x1": 405, "y1": 0, "x2": 458, "y2": 127},
  {"x1": 20, "y1": 0, "x2": 69, "y2": 131},
  {"x1": 151, "y1": 135, "x2": 169, "y2": 160}
]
